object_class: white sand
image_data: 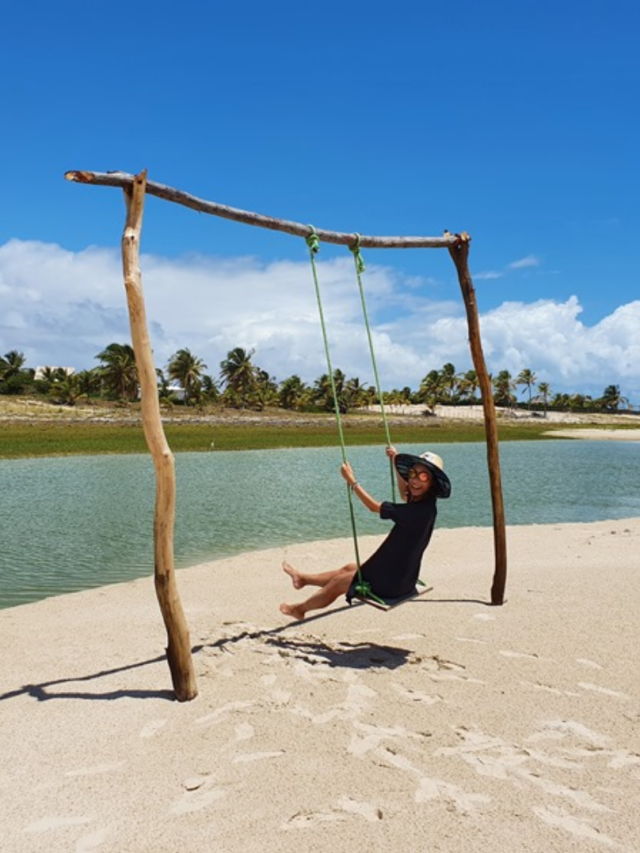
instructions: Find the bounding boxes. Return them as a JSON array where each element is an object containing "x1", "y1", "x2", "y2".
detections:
[
  {"x1": 544, "y1": 429, "x2": 640, "y2": 441},
  {"x1": 1, "y1": 519, "x2": 639, "y2": 853}
]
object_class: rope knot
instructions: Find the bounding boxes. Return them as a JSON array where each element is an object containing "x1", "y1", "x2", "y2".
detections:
[
  {"x1": 349, "y1": 233, "x2": 366, "y2": 274},
  {"x1": 306, "y1": 226, "x2": 320, "y2": 254}
]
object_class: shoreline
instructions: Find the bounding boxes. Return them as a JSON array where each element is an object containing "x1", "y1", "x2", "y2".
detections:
[
  {"x1": 4, "y1": 503, "x2": 640, "y2": 612},
  {"x1": 2, "y1": 518, "x2": 639, "y2": 852}
]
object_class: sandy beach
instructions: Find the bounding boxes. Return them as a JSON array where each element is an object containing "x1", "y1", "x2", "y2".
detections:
[{"x1": 1, "y1": 519, "x2": 639, "y2": 853}]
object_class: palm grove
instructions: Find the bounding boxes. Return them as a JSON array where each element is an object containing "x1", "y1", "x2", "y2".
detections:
[{"x1": 0, "y1": 345, "x2": 629, "y2": 414}]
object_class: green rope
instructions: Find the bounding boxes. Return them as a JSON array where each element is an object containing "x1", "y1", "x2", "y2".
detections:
[
  {"x1": 349, "y1": 234, "x2": 397, "y2": 502},
  {"x1": 352, "y1": 579, "x2": 388, "y2": 607},
  {"x1": 306, "y1": 227, "x2": 361, "y2": 572}
]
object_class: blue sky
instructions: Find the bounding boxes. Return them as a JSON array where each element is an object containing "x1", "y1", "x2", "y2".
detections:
[{"x1": 2, "y1": 1, "x2": 639, "y2": 403}]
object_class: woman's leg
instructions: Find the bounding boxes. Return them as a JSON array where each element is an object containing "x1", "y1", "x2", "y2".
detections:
[
  {"x1": 280, "y1": 564, "x2": 356, "y2": 621},
  {"x1": 282, "y1": 560, "x2": 353, "y2": 590}
]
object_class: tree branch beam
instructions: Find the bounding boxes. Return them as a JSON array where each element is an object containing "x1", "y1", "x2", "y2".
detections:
[{"x1": 65, "y1": 170, "x2": 460, "y2": 249}]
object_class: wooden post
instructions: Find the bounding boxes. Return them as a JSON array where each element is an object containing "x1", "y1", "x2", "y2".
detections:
[
  {"x1": 448, "y1": 233, "x2": 507, "y2": 605},
  {"x1": 121, "y1": 170, "x2": 198, "y2": 700}
]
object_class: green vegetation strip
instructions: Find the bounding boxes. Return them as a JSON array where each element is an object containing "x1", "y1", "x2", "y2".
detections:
[{"x1": 0, "y1": 418, "x2": 599, "y2": 459}]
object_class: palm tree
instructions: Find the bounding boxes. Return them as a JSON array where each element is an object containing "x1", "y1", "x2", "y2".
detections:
[
  {"x1": 0, "y1": 350, "x2": 33, "y2": 394},
  {"x1": 458, "y1": 369, "x2": 479, "y2": 402},
  {"x1": 38, "y1": 366, "x2": 61, "y2": 384},
  {"x1": 253, "y1": 369, "x2": 278, "y2": 411},
  {"x1": 344, "y1": 376, "x2": 370, "y2": 411},
  {"x1": 156, "y1": 368, "x2": 178, "y2": 406},
  {"x1": 33, "y1": 365, "x2": 61, "y2": 394},
  {"x1": 313, "y1": 369, "x2": 348, "y2": 413},
  {"x1": 95, "y1": 343, "x2": 139, "y2": 401},
  {"x1": 600, "y1": 384, "x2": 628, "y2": 412},
  {"x1": 418, "y1": 369, "x2": 442, "y2": 408},
  {"x1": 48, "y1": 373, "x2": 85, "y2": 406},
  {"x1": 167, "y1": 348, "x2": 207, "y2": 406},
  {"x1": 220, "y1": 347, "x2": 257, "y2": 409},
  {"x1": 493, "y1": 370, "x2": 515, "y2": 408},
  {"x1": 200, "y1": 374, "x2": 220, "y2": 404},
  {"x1": 439, "y1": 363, "x2": 458, "y2": 402},
  {"x1": 552, "y1": 392, "x2": 570, "y2": 411},
  {"x1": 516, "y1": 369, "x2": 537, "y2": 409},
  {"x1": 384, "y1": 389, "x2": 403, "y2": 409},
  {"x1": 75, "y1": 369, "x2": 102, "y2": 397},
  {"x1": 536, "y1": 381, "x2": 551, "y2": 417},
  {"x1": 0, "y1": 350, "x2": 28, "y2": 381},
  {"x1": 279, "y1": 375, "x2": 308, "y2": 411}
]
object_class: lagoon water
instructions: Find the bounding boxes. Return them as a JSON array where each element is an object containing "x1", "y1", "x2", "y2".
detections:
[{"x1": 1, "y1": 440, "x2": 639, "y2": 609}]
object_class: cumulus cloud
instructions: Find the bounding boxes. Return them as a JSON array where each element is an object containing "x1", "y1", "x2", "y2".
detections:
[{"x1": 0, "y1": 239, "x2": 638, "y2": 403}]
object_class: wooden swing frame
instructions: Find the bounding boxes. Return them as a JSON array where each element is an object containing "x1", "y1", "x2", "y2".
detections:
[{"x1": 65, "y1": 168, "x2": 508, "y2": 702}]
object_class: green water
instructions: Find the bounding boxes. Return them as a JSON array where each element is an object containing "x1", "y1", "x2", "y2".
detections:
[{"x1": 1, "y1": 441, "x2": 638, "y2": 608}]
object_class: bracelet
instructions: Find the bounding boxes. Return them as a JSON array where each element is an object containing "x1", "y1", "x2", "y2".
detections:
[{"x1": 350, "y1": 481, "x2": 359, "y2": 491}]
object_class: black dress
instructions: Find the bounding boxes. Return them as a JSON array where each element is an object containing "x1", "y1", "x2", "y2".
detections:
[{"x1": 347, "y1": 494, "x2": 438, "y2": 603}]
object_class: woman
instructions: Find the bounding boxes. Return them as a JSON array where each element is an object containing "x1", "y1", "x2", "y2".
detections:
[{"x1": 279, "y1": 445, "x2": 451, "y2": 621}]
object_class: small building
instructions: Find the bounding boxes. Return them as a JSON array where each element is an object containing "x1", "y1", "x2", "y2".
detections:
[{"x1": 34, "y1": 366, "x2": 76, "y2": 380}]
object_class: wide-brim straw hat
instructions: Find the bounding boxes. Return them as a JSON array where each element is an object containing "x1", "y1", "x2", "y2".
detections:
[{"x1": 394, "y1": 451, "x2": 451, "y2": 499}]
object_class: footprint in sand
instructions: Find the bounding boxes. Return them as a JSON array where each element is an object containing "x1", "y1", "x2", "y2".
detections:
[
  {"x1": 533, "y1": 805, "x2": 618, "y2": 847},
  {"x1": 540, "y1": 719, "x2": 611, "y2": 747},
  {"x1": 171, "y1": 778, "x2": 226, "y2": 814},
  {"x1": 25, "y1": 815, "x2": 93, "y2": 833},
  {"x1": 427, "y1": 665, "x2": 486, "y2": 684},
  {"x1": 577, "y1": 658, "x2": 602, "y2": 670},
  {"x1": 392, "y1": 683, "x2": 441, "y2": 705},
  {"x1": 349, "y1": 722, "x2": 424, "y2": 758},
  {"x1": 75, "y1": 828, "x2": 109, "y2": 851},
  {"x1": 282, "y1": 797, "x2": 382, "y2": 829},
  {"x1": 500, "y1": 650, "x2": 541, "y2": 660},
  {"x1": 336, "y1": 797, "x2": 382, "y2": 821},
  {"x1": 139, "y1": 719, "x2": 167, "y2": 738},
  {"x1": 521, "y1": 680, "x2": 581, "y2": 697},
  {"x1": 196, "y1": 700, "x2": 256, "y2": 726},
  {"x1": 235, "y1": 723, "x2": 254, "y2": 741},
  {"x1": 392, "y1": 633, "x2": 425, "y2": 640},
  {"x1": 415, "y1": 777, "x2": 491, "y2": 814},
  {"x1": 233, "y1": 751, "x2": 285, "y2": 763},
  {"x1": 578, "y1": 682, "x2": 630, "y2": 700},
  {"x1": 373, "y1": 744, "x2": 489, "y2": 814},
  {"x1": 283, "y1": 811, "x2": 344, "y2": 828},
  {"x1": 65, "y1": 763, "x2": 125, "y2": 777},
  {"x1": 441, "y1": 726, "x2": 610, "y2": 813}
]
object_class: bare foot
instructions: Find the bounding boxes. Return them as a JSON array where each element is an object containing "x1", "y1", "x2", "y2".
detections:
[
  {"x1": 279, "y1": 603, "x2": 306, "y2": 621},
  {"x1": 282, "y1": 561, "x2": 305, "y2": 590}
]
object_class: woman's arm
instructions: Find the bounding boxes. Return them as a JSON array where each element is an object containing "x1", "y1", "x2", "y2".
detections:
[
  {"x1": 386, "y1": 445, "x2": 410, "y2": 502},
  {"x1": 340, "y1": 462, "x2": 382, "y2": 514}
]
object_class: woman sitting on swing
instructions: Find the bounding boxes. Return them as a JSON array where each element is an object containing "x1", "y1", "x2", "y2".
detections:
[{"x1": 279, "y1": 445, "x2": 451, "y2": 621}]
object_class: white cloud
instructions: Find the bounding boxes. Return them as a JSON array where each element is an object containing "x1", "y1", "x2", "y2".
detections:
[
  {"x1": 476, "y1": 254, "x2": 541, "y2": 281},
  {"x1": 508, "y1": 255, "x2": 541, "y2": 270},
  {"x1": 1, "y1": 239, "x2": 638, "y2": 403},
  {"x1": 475, "y1": 270, "x2": 504, "y2": 281}
]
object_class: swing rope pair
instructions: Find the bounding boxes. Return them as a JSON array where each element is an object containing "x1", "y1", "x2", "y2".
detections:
[{"x1": 305, "y1": 228, "x2": 395, "y2": 605}]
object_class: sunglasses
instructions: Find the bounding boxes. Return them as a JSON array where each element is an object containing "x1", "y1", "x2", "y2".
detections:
[{"x1": 408, "y1": 468, "x2": 431, "y2": 482}]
